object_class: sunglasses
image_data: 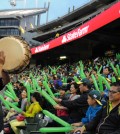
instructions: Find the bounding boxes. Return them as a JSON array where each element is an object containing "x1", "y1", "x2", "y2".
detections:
[{"x1": 109, "y1": 90, "x2": 120, "y2": 94}]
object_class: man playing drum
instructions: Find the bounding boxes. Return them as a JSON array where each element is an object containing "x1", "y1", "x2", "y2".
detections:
[{"x1": 0, "y1": 51, "x2": 10, "y2": 133}]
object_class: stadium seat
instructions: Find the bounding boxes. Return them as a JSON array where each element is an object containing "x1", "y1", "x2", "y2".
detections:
[{"x1": 20, "y1": 113, "x2": 48, "y2": 134}]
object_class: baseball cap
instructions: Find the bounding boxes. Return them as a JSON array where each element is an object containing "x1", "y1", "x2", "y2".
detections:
[
  {"x1": 106, "y1": 78, "x2": 111, "y2": 83},
  {"x1": 58, "y1": 85, "x2": 67, "y2": 92},
  {"x1": 118, "y1": 77, "x2": 120, "y2": 80},
  {"x1": 88, "y1": 90, "x2": 102, "y2": 105},
  {"x1": 77, "y1": 78, "x2": 91, "y2": 85}
]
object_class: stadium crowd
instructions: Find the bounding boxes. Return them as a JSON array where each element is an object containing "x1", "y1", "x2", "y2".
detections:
[{"x1": 0, "y1": 51, "x2": 120, "y2": 134}]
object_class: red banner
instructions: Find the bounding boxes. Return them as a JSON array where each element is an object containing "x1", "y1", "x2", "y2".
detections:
[{"x1": 31, "y1": 1, "x2": 120, "y2": 55}]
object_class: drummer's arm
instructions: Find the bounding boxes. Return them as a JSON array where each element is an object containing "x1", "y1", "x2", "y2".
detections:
[
  {"x1": 0, "y1": 51, "x2": 10, "y2": 88},
  {"x1": 1, "y1": 70, "x2": 10, "y2": 85}
]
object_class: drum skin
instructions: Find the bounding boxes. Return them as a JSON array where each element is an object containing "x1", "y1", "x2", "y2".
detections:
[{"x1": 0, "y1": 36, "x2": 31, "y2": 73}]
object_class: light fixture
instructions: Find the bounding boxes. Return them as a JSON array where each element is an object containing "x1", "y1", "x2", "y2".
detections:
[{"x1": 60, "y1": 56, "x2": 67, "y2": 60}]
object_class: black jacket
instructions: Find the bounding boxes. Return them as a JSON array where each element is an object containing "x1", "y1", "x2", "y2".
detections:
[
  {"x1": 85, "y1": 102, "x2": 120, "y2": 134},
  {"x1": 0, "y1": 78, "x2": 4, "y2": 132},
  {"x1": 0, "y1": 78, "x2": 3, "y2": 90},
  {"x1": 61, "y1": 90, "x2": 90, "y2": 121}
]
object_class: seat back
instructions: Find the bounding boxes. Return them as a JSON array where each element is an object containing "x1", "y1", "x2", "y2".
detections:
[
  {"x1": 25, "y1": 113, "x2": 43, "y2": 124},
  {"x1": 36, "y1": 119, "x2": 48, "y2": 130},
  {"x1": 34, "y1": 113, "x2": 43, "y2": 123}
]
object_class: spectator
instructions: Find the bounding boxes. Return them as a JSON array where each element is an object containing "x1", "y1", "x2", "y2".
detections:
[
  {"x1": 10, "y1": 92, "x2": 43, "y2": 134},
  {"x1": 69, "y1": 83, "x2": 80, "y2": 100},
  {"x1": 54, "y1": 78, "x2": 91, "y2": 123},
  {"x1": 102, "y1": 67, "x2": 110, "y2": 78},
  {"x1": 0, "y1": 51, "x2": 10, "y2": 133},
  {"x1": 72, "y1": 90, "x2": 102, "y2": 128},
  {"x1": 74, "y1": 82, "x2": 120, "y2": 134}
]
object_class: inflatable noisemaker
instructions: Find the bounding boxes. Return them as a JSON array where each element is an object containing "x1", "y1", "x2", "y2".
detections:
[
  {"x1": 6, "y1": 100, "x2": 23, "y2": 113},
  {"x1": 73, "y1": 76, "x2": 80, "y2": 83},
  {"x1": 81, "y1": 71, "x2": 86, "y2": 79},
  {"x1": 116, "y1": 65, "x2": 120, "y2": 76},
  {"x1": 41, "y1": 90, "x2": 57, "y2": 106},
  {"x1": 4, "y1": 91, "x2": 15, "y2": 100},
  {"x1": 98, "y1": 75, "x2": 103, "y2": 92},
  {"x1": 51, "y1": 66, "x2": 61, "y2": 74},
  {"x1": 43, "y1": 81, "x2": 55, "y2": 97},
  {"x1": 43, "y1": 110, "x2": 71, "y2": 127},
  {"x1": 54, "y1": 92, "x2": 60, "y2": 97},
  {"x1": 37, "y1": 76, "x2": 40, "y2": 81},
  {"x1": 44, "y1": 74, "x2": 48, "y2": 82},
  {"x1": 91, "y1": 74, "x2": 99, "y2": 91},
  {"x1": 29, "y1": 72, "x2": 34, "y2": 79},
  {"x1": 33, "y1": 78, "x2": 40, "y2": 91},
  {"x1": 95, "y1": 65, "x2": 98, "y2": 72},
  {"x1": 0, "y1": 95, "x2": 10, "y2": 110},
  {"x1": 56, "y1": 65, "x2": 61, "y2": 71},
  {"x1": 12, "y1": 102, "x2": 18, "y2": 106},
  {"x1": 25, "y1": 82, "x2": 31, "y2": 102},
  {"x1": 32, "y1": 78, "x2": 37, "y2": 90},
  {"x1": 80, "y1": 62, "x2": 86, "y2": 79},
  {"x1": 111, "y1": 76, "x2": 116, "y2": 83},
  {"x1": 62, "y1": 77, "x2": 67, "y2": 83},
  {"x1": 116, "y1": 53, "x2": 118, "y2": 60},
  {"x1": 101, "y1": 76, "x2": 111, "y2": 90},
  {"x1": 30, "y1": 90, "x2": 35, "y2": 93},
  {"x1": 42, "y1": 70, "x2": 48, "y2": 82},
  {"x1": 79, "y1": 61, "x2": 83, "y2": 68},
  {"x1": 88, "y1": 68, "x2": 92, "y2": 72},
  {"x1": 34, "y1": 80, "x2": 42, "y2": 93},
  {"x1": 107, "y1": 59, "x2": 111, "y2": 65},
  {"x1": 98, "y1": 65, "x2": 102, "y2": 74},
  {"x1": 118, "y1": 53, "x2": 120, "y2": 59},
  {"x1": 37, "y1": 86, "x2": 42, "y2": 94},
  {"x1": 39, "y1": 127, "x2": 73, "y2": 133},
  {"x1": 110, "y1": 62, "x2": 118, "y2": 76},
  {"x1": 116, "y1": 53, "x2": 120, "y2": 60},
  {"x1": 77, "y1": 66, "x2": 86, "y2": 79},
  {"x1": 49, "y1": 66, "x2": 56, "y2": 74},
  {"x1": 6, "y1": 83, "x2": 17, "y2": 99}
]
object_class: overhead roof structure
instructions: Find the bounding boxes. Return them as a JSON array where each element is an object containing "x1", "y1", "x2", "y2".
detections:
[
  {"x1": 28, "y1": 0, "x2": 117, "y2": 43},
  {"x1": 31, "y1": 0, "x2": 120, "y2": 55},
  {"x1": 0, "y1": 8, "x2": 47, "y2": 18}
]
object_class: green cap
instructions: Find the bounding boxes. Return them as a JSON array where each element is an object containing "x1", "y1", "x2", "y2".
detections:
[{"x1": 89, "y1": 90, "x2": 102, "y2": 105}]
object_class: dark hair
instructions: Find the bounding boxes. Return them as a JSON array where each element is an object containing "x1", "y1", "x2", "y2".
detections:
[
  {"x1": 111, "y1": 82, "x2": 120, "y2": 92},
  {"x1": 71, "y1": 83, "x2": 79, "y2": 90},
  {"x1": 83, "y1": 83, "x2": 91, "y2": 89},
  {"x1": 32, "y1": 92, "x2": 41, "y2": 101},
  {"x1": 16, "y1": 81, "x2": 20, "y2": 84},
  {"x1": 93, "y1": 68, "x2": 97, "y2": 72},
  {"x1": 19, "y1": 83, "x2": 24, "y2": 87},
  {"x1": 104, "y1": 67, "x2": 110, "y2": 72},
  {"x1": 71, "y1": 83, "x2": 80, "y2": 94},
  {"x1": 32, "y1": 92, "x2": 43, "y2": 106},
  {"x1": 21, "y1": 86, "x2": 27, "y2": 91},
  {"x1": 58, "y1": 85, "x2": 67, "y2": 92}
]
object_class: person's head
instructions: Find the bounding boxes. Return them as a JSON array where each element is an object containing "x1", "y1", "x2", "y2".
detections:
[
  {"x1": 103, "y1": 67, "x2": 110, "y2": 75},
  {"x1": 92, "y1": 68, "x2": 97, "y2": 75},
  {"x1": 59, "y1": 86, "x2": 67, "y2": 96},
  {"x1": 14, "y1": 81, "x2": 20, "y2": 88},
  {"x1": 31, "y1": 92, "x2": 41, "y2": 103},
  {"x1": 77, "y1": 78, "x2": 91, "y2": 93},
  {"x1": 70, "y1": 83, "x2": 79, "y2": 94},
  {"x1": 38, "y1": 81, "x2": 42, "y2": 86},
  {"x1": 18, "y1": 83, "x2": 24, "y2": 90},
  {"x1": 109, "y1": 82, "x2": 120, "y2": 103},
  {"x1": 87, "y1": 90, "x2": 102, "y2": 106},
  {"x1": 21, "y1": 89, "x2": 27, "y2": 99}
]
